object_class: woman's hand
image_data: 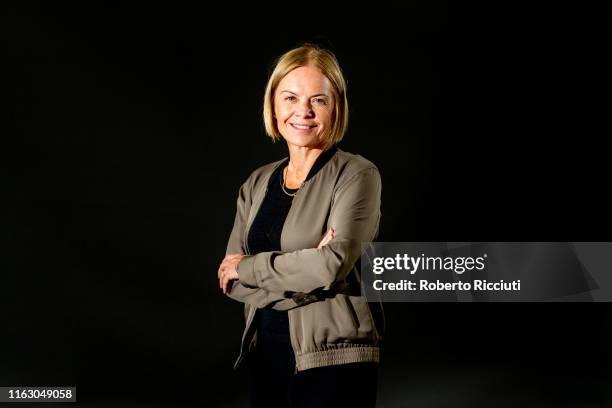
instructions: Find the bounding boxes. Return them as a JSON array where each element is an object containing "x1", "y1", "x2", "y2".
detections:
[
  {"x1": 317, "y1": 228, "x2": 335, "y2": 249},
  {"x1": 218, "y1": 253, "x2": 243, "y2": 294}
]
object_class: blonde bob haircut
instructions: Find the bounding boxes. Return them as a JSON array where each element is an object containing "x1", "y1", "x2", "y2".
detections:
[{"x1": 263, "y1": 43, "x2": 349, "y2": 149}]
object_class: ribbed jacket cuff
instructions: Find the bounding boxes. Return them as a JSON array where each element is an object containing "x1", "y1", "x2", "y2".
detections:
[{"x1": 236, "y1": 255, "x2": 259, "y2": 288}]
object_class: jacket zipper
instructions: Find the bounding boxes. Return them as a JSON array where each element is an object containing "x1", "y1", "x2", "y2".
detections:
[
  {"x1": 233, "y1": 307, "x2": 257, "y2": 370},
  {"x1": 237, "y1": 160, "x2": 289, "y2": 370},
  {"x1": 235, "y1": 180, "x2": 270, "y2": 369},
  {"x1": 288, "y1": 310, "x2": 299, "y2": 375},
  {"x1": 284, "y1": 178, "x2": 300, "y2": 375},
  {"x1": 244, "y1": 187, "x2": 266, "y2": 256},
  {"x1": 244, "y1": 177, "x2": 272, "y2": 255}
]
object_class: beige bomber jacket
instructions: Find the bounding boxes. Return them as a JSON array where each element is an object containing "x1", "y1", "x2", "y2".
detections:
[{"x1": 225, "y1": 147, "x2": 385, "y2": 372}]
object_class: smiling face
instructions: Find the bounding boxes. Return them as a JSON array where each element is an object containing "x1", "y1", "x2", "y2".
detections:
[{"x1": 273, "y1": 65, "x2": 335, "y2": 149}]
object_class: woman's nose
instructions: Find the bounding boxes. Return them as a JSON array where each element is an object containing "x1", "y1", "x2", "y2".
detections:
[{"x1": 295, "y1": 100, "x2": 314, "y2": 117}]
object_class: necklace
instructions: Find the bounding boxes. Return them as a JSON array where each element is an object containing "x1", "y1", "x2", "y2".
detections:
[{"x1": 281, "y1": 165, "x2": 303, "y2": 197}]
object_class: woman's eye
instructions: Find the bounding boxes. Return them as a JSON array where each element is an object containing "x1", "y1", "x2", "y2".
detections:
[
  {"x1": 313, "y1": 98, "x2": 327, "y2": 105},
  {"x1": 285, "y1": 96, "x2": 296, "y2": 102}
]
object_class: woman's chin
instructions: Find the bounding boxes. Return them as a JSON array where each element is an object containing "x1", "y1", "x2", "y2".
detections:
[{"x1": 282, "y1": 135, "x2": 326, "y2": 150}]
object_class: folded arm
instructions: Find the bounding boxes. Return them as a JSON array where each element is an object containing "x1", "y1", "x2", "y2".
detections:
[
  {"x1": 234, "y1": 167, "x2": 381, "y2": 296},
  {"x1": 221, "y1": 178, "x2": 307, "y2": 310}
]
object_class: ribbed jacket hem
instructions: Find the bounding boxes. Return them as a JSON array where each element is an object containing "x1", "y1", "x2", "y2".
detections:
[{"x1": 296, "y1": 346, "x2": 380, "y2": 371}]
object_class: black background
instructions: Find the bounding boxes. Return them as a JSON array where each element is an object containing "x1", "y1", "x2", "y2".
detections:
[{"x1": 6, "y1": 1, "x2": 611, "y2": 407}]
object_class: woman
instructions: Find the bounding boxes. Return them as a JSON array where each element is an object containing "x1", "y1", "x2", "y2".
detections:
[{"x1": 217, "y1": 43, "x2": 384, "y2": 408}]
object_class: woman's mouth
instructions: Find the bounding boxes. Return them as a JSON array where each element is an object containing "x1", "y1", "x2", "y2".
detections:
[{"x1": 290, "y1": 123, "x2": 317, "y2": 131}]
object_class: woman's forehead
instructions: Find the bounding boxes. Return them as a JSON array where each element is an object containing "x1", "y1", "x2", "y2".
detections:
[{"x1": 277, "y1": 67, "x2": 332, "y2": 94}]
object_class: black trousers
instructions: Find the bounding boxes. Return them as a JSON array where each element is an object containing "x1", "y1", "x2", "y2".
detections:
[{"x1": 246, "y1": 334, "x2": 379, "y2": 408}]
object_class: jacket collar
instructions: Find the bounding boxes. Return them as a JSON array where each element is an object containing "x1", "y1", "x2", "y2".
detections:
[{"x1": 267, "y1": 145, "x2": 339, "y2": 189}]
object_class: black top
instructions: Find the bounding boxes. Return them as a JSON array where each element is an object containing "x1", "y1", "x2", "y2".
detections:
[{"x1": 247, "y1": 146, "x2": 338, "y2": 345}]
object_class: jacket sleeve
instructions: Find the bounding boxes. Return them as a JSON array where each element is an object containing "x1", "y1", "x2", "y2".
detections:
[
  {"x1": 235, "y1": 166, "x2": 382, "y2": 294},
  {"x1": 224, "y1": 177, "x2": 305, "y2": 310}
]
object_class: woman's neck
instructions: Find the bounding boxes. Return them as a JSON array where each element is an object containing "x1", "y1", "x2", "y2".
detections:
[{"x1": 285, "y1": 144, "x2": 324, "y2": 187}]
